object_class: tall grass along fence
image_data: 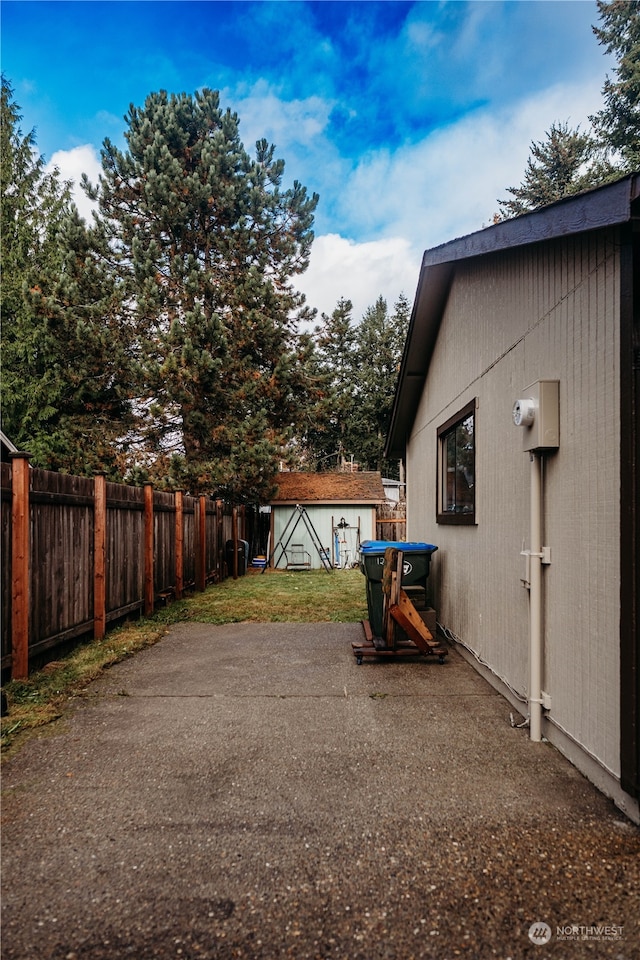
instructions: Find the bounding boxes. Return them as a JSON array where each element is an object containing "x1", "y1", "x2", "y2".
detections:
[{"x1": 1, "y1": 454, "x2": 245, "y2": 680}]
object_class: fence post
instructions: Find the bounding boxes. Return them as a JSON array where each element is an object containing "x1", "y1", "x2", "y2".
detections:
[
  {"x1": 144, "y1": 483, "x2": 154, "y2": 616},
  {"x1": 196, "y1": 495, "x2": 207, "y2": 592},
  {"x1": 175, "y1": 490, "x2": 184, "y2": 600},
  {"x1": 216, "y1": 500, "x2": 224, "y2": 581},
  {"x1": 10, "y1": 454, "x2": 31, "y2": 680},
  {"x1": 94, "y1": 474, "x2": 107, "y2": 640},
  {"x1": 232, "y1": 506, "x2": 239, "y2": 580}
]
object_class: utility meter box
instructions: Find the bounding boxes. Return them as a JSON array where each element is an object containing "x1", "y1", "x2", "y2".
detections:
[{"x1": 514, "y1": 380, "x2": 560, "y2": 451}]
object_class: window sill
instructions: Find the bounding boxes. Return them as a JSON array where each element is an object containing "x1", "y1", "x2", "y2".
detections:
[{"x1": 436, "y1": 513, "x2": 476, "y2": 525}]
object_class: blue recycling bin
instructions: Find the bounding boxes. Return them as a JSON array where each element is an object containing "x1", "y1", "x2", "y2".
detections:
[{"x1": 359, "y1": 540, "x2": 438, "y2": 638}]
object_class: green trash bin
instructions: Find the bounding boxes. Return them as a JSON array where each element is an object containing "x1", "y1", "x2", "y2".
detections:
[{"x1": 359, "y1": 540, "x2": 438, "y2": 639}]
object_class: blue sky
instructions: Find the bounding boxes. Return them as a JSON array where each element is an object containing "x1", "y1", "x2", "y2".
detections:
[{"x1": 2, "y1": 1, "x2": 613, "y2": 318}]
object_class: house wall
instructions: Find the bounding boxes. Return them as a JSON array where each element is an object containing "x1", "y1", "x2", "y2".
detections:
[
  {"x1": 407, "y1": 228, "x2": 622, "y2": 780},
  {"x1": 271, "y1": 505, "x2": 376, "y2": 569}
]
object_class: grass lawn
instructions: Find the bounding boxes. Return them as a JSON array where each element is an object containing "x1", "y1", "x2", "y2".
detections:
[
  {"x1": 1, "y1": 568, "x2": 367, "y2": 757},
  {"x1": 155, "y1": 567, "x2": 367, "y2": 625}
]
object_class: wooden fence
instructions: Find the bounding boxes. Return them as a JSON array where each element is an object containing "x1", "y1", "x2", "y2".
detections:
[
  {"x1": 375, "y1": 500, "x2": 406, "y2": 541},
  {"x1": 1, "y1": 455, "x2": 244, "y2": 680}
]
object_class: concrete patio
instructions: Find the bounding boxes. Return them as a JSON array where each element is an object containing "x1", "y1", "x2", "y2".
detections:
[{"x1": 1, "y1": 622, "x2": 638, "y2": 959}]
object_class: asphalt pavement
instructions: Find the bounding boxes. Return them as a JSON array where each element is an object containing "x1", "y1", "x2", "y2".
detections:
[{"x1": 1, "y1": 622, "x2": 638, "y2": 960}]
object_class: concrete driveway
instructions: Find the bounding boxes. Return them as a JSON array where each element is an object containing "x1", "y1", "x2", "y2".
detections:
[{"x1": 1, "y1": 622, "x2": 638, "y2": 959}]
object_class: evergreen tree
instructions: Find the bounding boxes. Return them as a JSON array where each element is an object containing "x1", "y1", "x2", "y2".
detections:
[
  {"x1": 350, "y1": 294, "x2": 410, "y2": 476},
  {"x1": 498, "y1": 122, "x2": 599, "y2": 218},
  {"x1": 305, "y1": 297, "x2": 358, "y2": 469},
  {"x1": 1, "y1": 78, "x2": 42, "y2": 338},
  {"x1": 1, "y1": 76, "x2": 65, "y2": 455},
  {"x1": 298, "y1": 293, "x2": 409, "y2": 476},
  {"x1": 590, "y1": 0, "x2": 640, "y2": 171},
  {"x1": 1, "y1": 77, "x2": 131, "y2": 473},
  {"x1": 497, "y1": 3, "x2": 639, "y2": 221},
  {"x1": 86, "y1": 88, "x2": 318, "y2": 500},
  {"x1": 22, "y1": 209, "x2": 134, "y2": 474}
]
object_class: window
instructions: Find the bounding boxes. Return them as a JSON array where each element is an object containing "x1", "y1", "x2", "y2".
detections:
[{"x1": 437, "y1": 400, "x2": 476, "y2": 524}]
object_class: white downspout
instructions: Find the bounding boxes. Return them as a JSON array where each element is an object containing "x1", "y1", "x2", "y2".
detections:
[{"x1": 529, "y1": 452, "x2": 543, "y2": 742}]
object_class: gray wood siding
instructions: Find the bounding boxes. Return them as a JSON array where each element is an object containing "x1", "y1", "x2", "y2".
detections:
[{"x1": 407, "y1": 229, "x2": 621, "y2": 775}]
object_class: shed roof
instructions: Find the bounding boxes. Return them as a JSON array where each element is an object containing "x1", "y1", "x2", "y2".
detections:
[
  {"x1": 271, "y1": 471, "x2": 385, "y2": 505},
  {"x1": 385, "y1": 173, "x2": 640, "y2": 459}
]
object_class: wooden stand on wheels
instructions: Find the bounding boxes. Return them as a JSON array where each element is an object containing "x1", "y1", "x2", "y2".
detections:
[{"x1": 353, "y1": 547, "x2": 448, "y2": 665}]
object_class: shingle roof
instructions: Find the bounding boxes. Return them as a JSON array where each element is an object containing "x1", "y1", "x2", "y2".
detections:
[{"x1": 272, "y1": 471, "x2": 385, "y2": 504}]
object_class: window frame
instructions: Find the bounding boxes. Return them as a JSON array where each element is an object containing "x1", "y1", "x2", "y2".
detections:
[{"x1": 436, "y1": 399, "x2": 476, "y2": 525}]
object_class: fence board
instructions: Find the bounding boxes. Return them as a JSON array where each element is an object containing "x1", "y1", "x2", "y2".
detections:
[
  {"x1": 376, "y1": 501, "x2": 407, "y2": 542},
  {"x1": 182, "y1": 496, "x2": 197, "y2": 589},
  {"x1": 105, "y1": 481, "x2": 144, "y2": 623},
  {"x1": 29, "y1": 470, "x2": 94, "y2": 658},
  {"x1": 154, "y1": 489, "x2": 176, "y2": 599},
  {"x1": 205, "y1": 499, "x2": 220, "y2": 581}
]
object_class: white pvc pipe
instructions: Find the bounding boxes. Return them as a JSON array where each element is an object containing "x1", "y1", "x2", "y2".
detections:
[{"x1": 529, "y1": 452, "x2": 543, "y2": 742}]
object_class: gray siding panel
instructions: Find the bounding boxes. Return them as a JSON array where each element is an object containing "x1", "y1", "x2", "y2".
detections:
[{"x1": 407, "y1": 229, "x2": 621, "y2": 776}]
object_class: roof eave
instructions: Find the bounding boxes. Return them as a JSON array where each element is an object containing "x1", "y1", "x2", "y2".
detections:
[{"x1": 272, "y1": 499, "x2": 385, "y2": 506}]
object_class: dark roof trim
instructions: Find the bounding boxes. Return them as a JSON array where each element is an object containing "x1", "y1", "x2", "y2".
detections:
[
  {"x1": 385, "y1": 173, "x2": 639, "y2": 461},
  {"x1": 273, "y1": 499, "x2": 383, "y2": 506},
  {"x1": 423, "y1": 174, "x2": 640, "y2": 268},
  {"x1": 384, "y1": 262, "x2": 453, "y2": 460}
]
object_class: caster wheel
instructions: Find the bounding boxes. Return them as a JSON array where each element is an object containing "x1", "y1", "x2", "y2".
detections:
[
  {"x1": 356, "y1": 656, "x2": 363, "y2": 666},
  {"x1": 439, "y1": 655, "x2": 446, "y2": 664}
]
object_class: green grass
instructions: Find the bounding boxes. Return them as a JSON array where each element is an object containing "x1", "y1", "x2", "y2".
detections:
[
  {"x1": 155, "y1": 567, "x2": 367, "y2": 625},
  {"x1": 1, "y1": 568, "x2": 367, "y2": 757}
]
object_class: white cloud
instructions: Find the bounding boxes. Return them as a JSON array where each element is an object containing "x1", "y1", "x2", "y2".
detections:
[
  {"x1": 339, "y1": 78, "x2": 606, "y2": 253},
  {"x1": 228, "y1": 80, "x2": 334, "y2": 149},
  {"x1": 299, "y1": 78, "x2": 607, "y2": 321},
  {"x1": 43, "y1": 77, "x2": 608, "y2": 331},
  {"x1": 297, "y1": 234, "x2": 420, "y2": 321},
  {"x1": 46, "y1": 144, "x2": 101, "y2": 222}
]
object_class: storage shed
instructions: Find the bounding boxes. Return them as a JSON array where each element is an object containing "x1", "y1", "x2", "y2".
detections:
[
  {"x1": 269, "y1": 472, "x2": 385, "y2": 569},
  {"x1": 385, "y1": 174, "x2": 639, "y2": 822}
]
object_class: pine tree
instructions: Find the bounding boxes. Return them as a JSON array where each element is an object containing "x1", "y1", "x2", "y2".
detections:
[
  {"x1": 350, "y1": 294, "x2": 410, "y2": 476},
  {"x1": 1, "y1": 77, "x2": 132, "y2": 474},
  {"x1": 498, "y1": 122, "x2": 598, "y2": 218},
  {"x1": 590, "y1": 0, "x2": 640, "y2": 171},
  {"x1": 305, "y1": 297, "x2": 358, "y2": 469},
  {"x1": 86, "y1": 88, "x2": 318, "y2": 500}
]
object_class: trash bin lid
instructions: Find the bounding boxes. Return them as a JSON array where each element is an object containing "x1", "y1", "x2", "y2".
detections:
[{"x1": 359, "y1": 540, "x2": 438, "y2": 554}]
